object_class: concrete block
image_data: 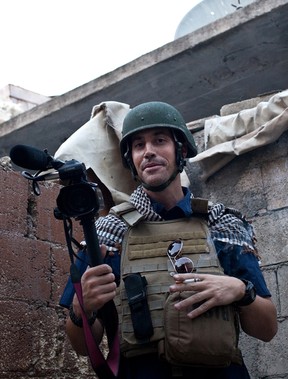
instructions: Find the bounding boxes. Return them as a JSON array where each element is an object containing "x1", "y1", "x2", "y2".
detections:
[
  {"x1": 277, "y1": 265, "x2": 288, "y2": 316},
  {"x1": 262, "y1": 269, "x2": 279, "y2": 314},
  {"x1": 192, "y1": 155, "x2": 267, "y2": 218},
  {"x1": 0, "y1": 301, "x2": 36, "y2": 372},
  {"x1": 252, "y1": 209, "x2": 288, "y2": 266},
  {"x1": 0, "y1": 301, "x2": 62, "y2": 374},
  {"x1": 0, "y1": 170, "x2": 28, "y2": 234},
  {"x1": 51, "y1": 245, "x2": 72, "y2": 305},
  {"x1": 0, "y1": 233, "x2": 51, "y2": 302},
  {"x1": 256, "y1": 318, "x2": 288, "y2": 378},
  {"x1": 238, "y1": 332, "x2": 259, "y2": 379},
  {"x1": 220, "y1": 93, "x2": 276, "y2": 116},
  {"x1": 261, "y1": 157, "x2": 288, "y2": 211}
]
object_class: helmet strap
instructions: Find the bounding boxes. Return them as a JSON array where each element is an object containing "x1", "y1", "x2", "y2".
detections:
[
  {"x1": 124, "y1": 147, "x2": 138, "y2": 179},
  {"x1": 175, "y1": 140, "x2": 186, "y2": 173}
]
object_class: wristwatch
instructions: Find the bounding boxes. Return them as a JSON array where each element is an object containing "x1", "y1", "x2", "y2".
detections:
[
  {"x1": 235, "y1": 279, "x2": 256, "y2": 306},
  {"x1": 69, "y1": 304, "x2": 97, "y2": 327}
]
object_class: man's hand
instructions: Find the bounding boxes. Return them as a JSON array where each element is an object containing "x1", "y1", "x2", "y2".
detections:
[
  {"x1": 81, "y1": 263, "x2": 117, "y2": 315},
  {"x1": 169, "y1": 273, "x2": 245, "y2": 319},
  {"x1": 72, "y1": 244, "x2": 117, "y2": 317}
]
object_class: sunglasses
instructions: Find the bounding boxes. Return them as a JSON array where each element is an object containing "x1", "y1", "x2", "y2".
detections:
[{"x1": 167, "y1": 238, "x2": 194, "y2": 274}]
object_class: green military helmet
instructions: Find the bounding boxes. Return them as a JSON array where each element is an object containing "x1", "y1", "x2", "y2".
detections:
[{"x1": 120, "y1": 101, "x2": 197, "y2": 169}]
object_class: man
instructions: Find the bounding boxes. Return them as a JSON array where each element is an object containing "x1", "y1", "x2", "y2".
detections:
[{"x1": 66, "y1": 101, "x2": 277, "y2": 378}]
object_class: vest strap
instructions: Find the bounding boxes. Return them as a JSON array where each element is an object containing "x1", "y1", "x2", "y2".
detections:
[{"x1": 110, "y1": 202, "x2": 144, "y2": 226}]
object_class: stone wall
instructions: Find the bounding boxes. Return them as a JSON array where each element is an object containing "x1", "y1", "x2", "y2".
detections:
[
  {"x1": 187, "y1": 99, "x2": 288, "y2": 379},
  {"x1": 0, "y1": 96, "x2": 287, "y2": 378}
]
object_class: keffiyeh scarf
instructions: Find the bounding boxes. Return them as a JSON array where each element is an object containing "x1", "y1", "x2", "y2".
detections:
[{"x1": 96, "y1": 186, "x2": 258, "y2": 256}]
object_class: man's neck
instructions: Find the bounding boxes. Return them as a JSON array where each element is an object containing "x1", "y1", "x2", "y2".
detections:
[{"x1": 144, "y1": 179, "x2": 184, "y2": 210}]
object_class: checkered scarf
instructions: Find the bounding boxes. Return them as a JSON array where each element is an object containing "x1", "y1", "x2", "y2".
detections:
[{"x1": 96, "y1": 186, "x2": 257, "y2": 255}]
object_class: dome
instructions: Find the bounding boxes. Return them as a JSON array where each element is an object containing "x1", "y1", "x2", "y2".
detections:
[{"x1": 175, "y1": 0, "x2": 256, "y2": 39}]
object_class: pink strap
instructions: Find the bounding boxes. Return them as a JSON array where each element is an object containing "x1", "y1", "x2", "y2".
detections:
[{"x1": 74, "y1": 281, "x2": 120, "y2": 378}]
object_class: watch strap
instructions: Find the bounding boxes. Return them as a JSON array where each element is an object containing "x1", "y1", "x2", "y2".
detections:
[
  {"x1": 235, "y1": 279, "x2": 256, "y2": 307},
  {"x1": 69, "y1": 304, "x2": 97, "y2": 327}
]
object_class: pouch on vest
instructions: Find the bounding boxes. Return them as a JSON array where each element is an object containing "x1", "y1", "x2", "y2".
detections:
[
  {"x1": 123, "y1": 273, "x2": 154, "y2": 342},
  {"x1": 159, "y1": 291, "x2": 241, "y2": 367}
]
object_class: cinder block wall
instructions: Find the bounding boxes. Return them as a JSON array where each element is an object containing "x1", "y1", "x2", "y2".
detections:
[
  {"x1": 0, "y1": 169, "x2": 96, "y2": 378},
  {"x1": 0, "y1": 96, "x2": 288, "y2": 378},
  {"x1": 187, "y1": 98, "x2": 288, "y2": 379}
]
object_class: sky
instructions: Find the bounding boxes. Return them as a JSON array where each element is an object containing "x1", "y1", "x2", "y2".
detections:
[{"x1": 0, "y1": 0, "x2": 202, "y2": 97}]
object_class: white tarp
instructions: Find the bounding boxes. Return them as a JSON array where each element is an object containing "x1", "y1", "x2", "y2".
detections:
[
  {"x1": 54, "y1": 91, "x2": 288, "y2": 202},
  {"x1": 55, "y1": 101, "x2": 134, "y2": 206},
  {"x1": 189, "y1": 89, "x2": 288, "y2": 180}
]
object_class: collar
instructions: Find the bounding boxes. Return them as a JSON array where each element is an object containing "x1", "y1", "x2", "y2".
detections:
[{"x1": 151, "y1": 187, "x2": 192, "y2": 218}]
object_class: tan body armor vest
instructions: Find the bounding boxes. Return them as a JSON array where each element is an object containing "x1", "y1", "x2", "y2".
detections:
[{"x1": 111, "y1": 200, "x2": 241, "y2": 367}]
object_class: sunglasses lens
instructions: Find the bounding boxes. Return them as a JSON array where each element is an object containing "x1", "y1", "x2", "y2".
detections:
[
  {"x1": 167, "y1": 239, "x2": 183, "y2": 258},
  {"x1": 174, "y1": 257, "x2": 194, "y2": 273}
]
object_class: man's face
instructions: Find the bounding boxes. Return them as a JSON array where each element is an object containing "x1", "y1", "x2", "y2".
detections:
[{"x1": 131, "y1": 127, "x2": 177, "y2": 187}]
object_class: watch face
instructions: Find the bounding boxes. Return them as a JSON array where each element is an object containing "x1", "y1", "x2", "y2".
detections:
[{"x1": 247, "y1": 281, "x2": 254, "y2": 291}]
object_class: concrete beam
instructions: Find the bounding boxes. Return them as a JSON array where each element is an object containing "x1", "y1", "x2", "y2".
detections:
[{"x1": 0, "y1": 0, "x2": 288, "y2": 158}]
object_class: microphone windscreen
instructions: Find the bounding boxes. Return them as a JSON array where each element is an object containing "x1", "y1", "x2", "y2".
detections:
[{"x1": 10, "y1": 144, "x2": 51, "y2": 170}]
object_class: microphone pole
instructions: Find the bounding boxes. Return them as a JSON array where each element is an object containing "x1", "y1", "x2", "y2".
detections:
[
  {"x1": 80, "y1": 212, "x2": 103, "y2": 267},
  {"x1": 75, "y1": 204, "x2": 119, "y2": 370}
]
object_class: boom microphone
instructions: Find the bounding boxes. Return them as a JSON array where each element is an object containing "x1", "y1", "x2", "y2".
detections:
[{"x1": 10, "y1": 144, "x2": 61, "y2": 171}]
